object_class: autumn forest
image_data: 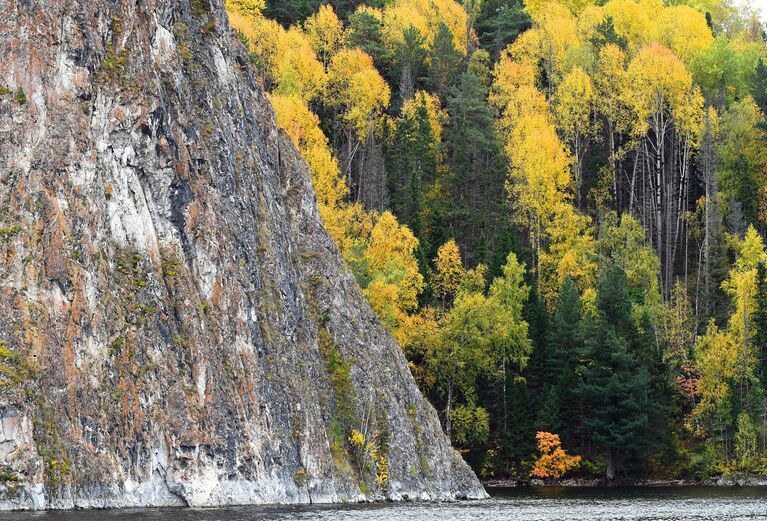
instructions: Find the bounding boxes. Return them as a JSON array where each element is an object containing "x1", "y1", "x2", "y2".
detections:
[{"x1": 227, "y1": 0, "x2": 767, "y2": 481}]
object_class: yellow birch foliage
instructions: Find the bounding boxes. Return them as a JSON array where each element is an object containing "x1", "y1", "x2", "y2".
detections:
[
  {"x1": 553, "y1": 66, "x2": 597, "y2": 194},
  {"x1": 381, "y1": 0, "x2": 469, "y2": 54},
  {"x1": 625, "y1": 43, "x2": 694, "y2": 137},
  {"x1": 601, "y1": 0, "x2": 660, "y2": 53},
  {"x1": 723, "y1": 226, "x2": 767, "y2": 346},
  {"x1": 228, "y1": 10, "x2": 325, "y2": 102},
  {"x1": 509, "y1": 2, "x2": 579, "y2": 91},
  {"x1": 326, "y1": 48, "x2": 391, "y2": 142},
  {"x1": 506, "y1": 113, "x2": 572, "y2": 233},
  {"x1": 592, "y1": 44, "x2": 632, "y2": 136},
  {"x1": 401, "y1": 91, "x2": 445, "y2": 142},
  {"x1": 225, "y1": 0, "x2": 264, "y2": 18},
  {"x1": 693, "y1": 227, "x2": 767, "y2": 433},
  {"x1": 227, "y1": 10, "x2": 283, "y2": 74},
  {"x1": 490, "y1": 58, "x2": 548, "y2": 132},
  {"x1": 539, "y1": 206, "x2": 597, "y2": 305},
  {"x1": 652, "y1": 5, "x2": 712, "y2": 64},
  {"x1": 229, "y1": 2, "x2": 427, "y2": 344},
  {"x1": 303, "y1": 4, "x2": 346, "y2": 69},
  {"x1": 491, "y1": 54, "x2": 596, "y2": 306},
  {"x1": 270, "y1": 94, "x2": 347, "y2": 210},
  {"x1": 692, "y1": 320, "x2": 739, "y2": 431},
  {"x1": 525, "y1": 0, "x2": 595, "y2": 17},
  {"x1": 554, "y1": 67, "x2": 594, "y2": 140},
  {"x1": 362, "y1": 212, "x2": 425, "y2": 342},
  {"x1": 576, "y1": 4, "x2": 605, "y2": 42}
]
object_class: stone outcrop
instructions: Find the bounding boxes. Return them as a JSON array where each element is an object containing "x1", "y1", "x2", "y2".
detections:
[{"x1": 0, "y1": 0, "x2": 484, "y2": 509}]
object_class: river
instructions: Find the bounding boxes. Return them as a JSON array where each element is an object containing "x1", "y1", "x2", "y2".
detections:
[{"x1": 2, "y1": 486, "x2": 767, "y2": 520}]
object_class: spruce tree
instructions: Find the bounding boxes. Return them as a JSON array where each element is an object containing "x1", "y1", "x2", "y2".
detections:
[
  {"x1": 545, "y1": 278, "x2": 582, "y2": 447},
  {"x1": 346, "y1": 9, "x2": 389, "y2": 67},
  {"x1": 393, "y1": 27, "x2": 428, "y2": 103},
  {"x1": 751, "y1": 58, "x2": 767, "y2": 116},
  {"x1": 444, "y1": 68, "x2": 505, "y2": 266},
  {"x1": 428, "y1": 22, "x2": 464, "y2": 101},
  {"x1": 755, "y1": 262, "x2": 767, "y2": 387},
  {"x1": 577, "y1": 267, "x2": 654, "y2": 480},
  {"x1": 384, "y1": 96, "x2": 437, "y2": 258},
  {"x1": 474, "y1": 0, "x2": 530, "y2": 57}
]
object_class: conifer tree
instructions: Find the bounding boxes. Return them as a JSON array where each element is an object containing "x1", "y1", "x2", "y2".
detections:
[
  {"x1": 578, "y1": 267, "x2": 654, "y2": 480},
  {"x1": 384, "y1": 94, "x2": 438, "y2": 241},
  {"x1": 444, "y1": 67, "x2": 504, "y2": 266},
  {"x1": 544, "y1": 278, "x2": 582, "y2": 446},
  {"x1": 428, "y1": 21, "x2": 464, "y2": 101},
  {"x1": 755, "y1": 262, "x2": 767, "y2": 386}
]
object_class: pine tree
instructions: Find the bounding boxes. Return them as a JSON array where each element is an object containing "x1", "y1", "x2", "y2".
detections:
[
  {"x1": 546, "y1": 278, "x2": 581, "y2": 381},
  {"x1": 474, "y1": 0, "x2": 530, "y2": 58},
  {"x1": 589, "y1": 16, "x2": 628, "y2": 51},
  {"x1": 751, "y1": 58, "x2": 767, "y2": 116},
  {"x1": 536, "y1": 385, "x2": 562, "y2": 434},
  {"x1": 393, "y1": 27, "x2": 428, "y2": 103}
]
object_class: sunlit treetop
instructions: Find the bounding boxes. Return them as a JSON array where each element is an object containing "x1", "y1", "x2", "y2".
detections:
[
  {"x1": 381, "y1": 0, "x2": 469, "y2": 55},
  {"x1": 625, "y1": 43, "x2": 696, "y2": 136},
  {"x1": 508, "y1": 2, "x2": 580, "y2": 91},
  {"x1": 601, "y1": 0, "x2": 656, "y2": 50},
  {"x1": 326, "y1": 48, "x2": 391, "y2": 142},
  {"x1": 552, "y1": 66, "x2": 596, "y2": 147},
  {"x1": 229, "y1": 11, "x2": 325, "y2": 102},
  {"x1": 575, "y1": 4, "x2": 605, "y2": 42},
  {"x1": 303, "y1": 4, "x2": 345, "y2": 69},
  {"x1": 652, "y1": 5, "x2": 712, "y2": 63},
  {"x1": 225, "y1": 0, "x2": 264, "y2": 18},
  {"x1": 525, "y1": 0, "x2": 595, "y2": 17}
]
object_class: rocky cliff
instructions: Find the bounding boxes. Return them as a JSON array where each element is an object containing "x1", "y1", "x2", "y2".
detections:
[{"x1": 0, "y1": 0, "x2": 484, "y2": 509}]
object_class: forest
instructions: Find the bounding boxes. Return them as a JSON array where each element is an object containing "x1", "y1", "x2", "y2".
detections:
[{"x1": 226, "y1": 0, "x2": 767, "y2": 481}]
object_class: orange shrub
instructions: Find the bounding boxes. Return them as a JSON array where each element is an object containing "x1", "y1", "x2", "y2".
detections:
[{"x1": 530, "y1": 431, "x2": 581, "y2": 479}]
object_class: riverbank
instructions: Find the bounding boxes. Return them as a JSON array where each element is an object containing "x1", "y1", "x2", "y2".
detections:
[
  {"x1": 3, "y1": 485, "x2": 767, "y2": 521},
  {"x1": 483, "y1": 474, "x2": 767, "y2": 488}
]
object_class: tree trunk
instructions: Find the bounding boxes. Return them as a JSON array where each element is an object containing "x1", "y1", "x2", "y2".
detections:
[
  {"x1": 502, "y1": 355, "x2": 507, "y2": 434},
  {"x1": 606, "y1": 447, "x2": 615, "y2": 481}
]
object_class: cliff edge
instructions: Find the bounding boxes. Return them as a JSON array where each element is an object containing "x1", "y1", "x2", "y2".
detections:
[{"x1": 0, "y1": 0, "x2": 485, "y2": 509}]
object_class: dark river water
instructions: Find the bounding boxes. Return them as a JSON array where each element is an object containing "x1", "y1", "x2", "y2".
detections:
[{"x1": 2, "y1": 487, "x2": 767, "y2": 520}]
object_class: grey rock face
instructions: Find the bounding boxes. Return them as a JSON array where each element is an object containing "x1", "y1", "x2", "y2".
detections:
[{"x1": 0, "y1": 0, "x2": 485, "y2": 509}]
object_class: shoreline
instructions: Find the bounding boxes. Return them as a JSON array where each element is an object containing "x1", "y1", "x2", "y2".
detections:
[{"x1": 482, "y1": 475, "x2": 767, "y2": 488}]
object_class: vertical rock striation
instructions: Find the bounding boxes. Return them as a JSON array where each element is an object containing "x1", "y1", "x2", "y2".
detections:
[{"x1": 0, "y1": 0, "x2": 485, "y2": 509}]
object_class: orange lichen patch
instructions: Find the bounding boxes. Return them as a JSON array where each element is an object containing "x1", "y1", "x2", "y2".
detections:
[
  {"x1": 211, "y1": 278, "x2": 222, "y2": 307},
  {"x1": 186, "y1": 201, "x2": 203, "y2": 231},
  {"x1": 174, "y1": 158, "x2": 187, "y2": 176},
  {"x1": 157, "y1": 136, "x2": 171, "y2": 157}
]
